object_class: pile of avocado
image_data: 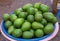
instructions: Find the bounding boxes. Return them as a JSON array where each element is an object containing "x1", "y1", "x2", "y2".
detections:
[{"x1": 2, "y1": 3, "x2": 57, "y2": 39}]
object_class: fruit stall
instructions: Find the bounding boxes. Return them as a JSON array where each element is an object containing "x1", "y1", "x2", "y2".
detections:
[{"x1": 0, "y1": 0, "x2": 60, "y2": 41}]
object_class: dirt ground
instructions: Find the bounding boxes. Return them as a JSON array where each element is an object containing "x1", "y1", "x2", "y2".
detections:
[{"x1": 0, "y1": 0, "x2": 60, "y2": 41}]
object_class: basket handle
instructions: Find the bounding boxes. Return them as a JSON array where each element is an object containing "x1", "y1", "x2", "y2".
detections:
[{"x1": 52, "y1": 0, "x2": 60, "y2": 14}]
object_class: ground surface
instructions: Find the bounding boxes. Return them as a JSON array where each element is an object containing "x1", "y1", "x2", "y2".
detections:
[{"x1": 0, "y1": 0, "x2": 60, "y2": 41}]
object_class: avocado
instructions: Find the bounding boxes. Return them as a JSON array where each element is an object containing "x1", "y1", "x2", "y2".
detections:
[
  {"x1": 14, "y1": 8, "x2": 23, "y2": 15},
  {"x1": 40, "y1": 4, "x2": 49, "y2": 12},
  {"x1": 23, "y1": 31, "x2": 33, "y2": 39},
  {"x1": 14, "y1": 18, "x2": 24, "y2": 28},
  {"x1": 41, "y1": 19, "x2": 47, "y2": 26},
  {"x1": 8, "y1": 26, "x2": 15, "y2": 34},
  {"x1": 32, "y1": 22, "x2": 44, "y2": 29},
  {"x1": 9, "y1": 14, "x2": 17, "y2": 22},
  {"x1": 43, "y1": 12, "x2": 55, "y2": 22},
  {"x1": 27, "y1": 15, "x2": 34, "y2": 22},
  {"x1": 5, "y1": 20, "x2": 12, "y2": 29},
  {"x1": 27, "y1": 7, "x2": 35, "y2": 15},
  {"x1": 34, "y1": 3, "x2": 40, "y2": 9},
  {"x1": 35, "y1": 13, "x2": 43, "y2": 22},
  {"x1": 44, "y1": 23, "x2": 54, "y2": 34},
  {"x1": 22, "y1": 3, "x2": 33, "y2": 11},
  {"x1": 35, "y1": 29, "x2": 44, "y2": 37},
  {"x1": 2, "y1": 14, "x2": 9, "y2": 21},
  {"x1": 21, "y1": 21, "x2": 31, "y2": 31},
  {"x1": 12, "y1": 29, "x2": 22, "y2": 37},
  {"x1": 18, "y1": 12, "x2": 28, "y2": 19}
]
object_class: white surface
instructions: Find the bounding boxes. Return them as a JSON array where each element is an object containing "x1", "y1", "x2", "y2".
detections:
[
  {"x1": 1, "y1": 22, "x2": 59, "y2": 41},
  {"x1": 51, "y1": 0, "x2": 60, "y2": 9},
  {"x1": 58, "y1": 4, "x2": 60, "y2": 9}
]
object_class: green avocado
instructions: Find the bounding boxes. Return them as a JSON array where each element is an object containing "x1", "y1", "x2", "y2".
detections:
[
  {"x1": 30, "y1": 29, "x2": 34, "y2": 34},
  {"x1": 27, "y1": 7, "x2": 35, "y2": 15},
  {"x1": 27, "y1": 15, "x2": 34, "y2": 22},
  {"x1": 34, "y1": 8, "x2": 38, "y2": 13},
  {"x1": 12, "y1": 29, "x2": 22, "y2": 37},
  {"x1": 35, "y1": 13, "x2": 43, "y2": 22},
  {"x1": 44, "y1": 23, "x2": 54, "y2": 34},
  {"x1": 41, "y1": 19, "x2": 47, "y2": 26},
  {"x1": 2, "y1": 14, "x2": 9, "y2": 21},
  {"x1": 17, "y1": 8, "x2": 23, "y2": 11},
  {"x1": 5, "y1": 20, "x2": 12, "y2": 29},
  {"x1": 40, "y1": 4, "x2": 49, "y2": 12},
  {"x1": 18, "y1": 12, "x2": 28, "y2": 19},
  {"x1": 22, "y1": 3, "x2": 33, "y2": 11},
  {"x1": 51, "y1": 17, "x2": 57, "y2": 24},
  {"x1": 35, "y1": 11, "x2": 42, "y2": 14},
  {"x1": 43, "y1": 12, "x2": 55, "y2": 22},
  {"x1": 14, "y1": 18, "x2": 24, "y2": 28},
  {"x1": 34, "y1": 3, "x2": 40, "y2": 9},
  {"x1": 9, "y1": 14, "x2": 17, "y2": 22},
  {"x1": 21, "y1": 21, "x2": 31, "y2": 31},
  {"x1": 32, "y1": 22, "x2": 44, "y2": 29},
  {"x1": 8, "y1": 26, "x2": 15, "y2": 34},
  {"x1": 23, "y1": 31, "x2": 33, "y2": 39},
  {"x1": 35, "y1": 29, "x2": 44, "y2": 37},
  {"x1": 14, "y1": 8, "x2": 23, "y2": 15}
]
